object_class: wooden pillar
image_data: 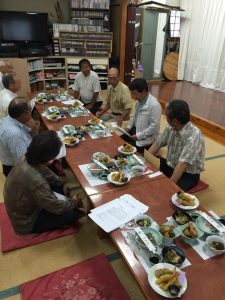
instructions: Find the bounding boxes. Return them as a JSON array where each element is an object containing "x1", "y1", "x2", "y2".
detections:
[{"x1": 119, "y1": 0, "x2": 129, "y2": 82}]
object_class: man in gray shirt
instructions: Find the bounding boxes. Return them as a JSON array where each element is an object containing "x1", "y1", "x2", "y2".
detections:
[
  {"x1": 122, "y1": 78, "x2": 161, "y2": 154},
  {"x1": 73, "y1": 59, "x2": 102, "y2": 114}
]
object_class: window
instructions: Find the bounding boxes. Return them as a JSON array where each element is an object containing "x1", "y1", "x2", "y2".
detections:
[{"x1": 170, "y1": 10, "x2": 181, "y2": 37}]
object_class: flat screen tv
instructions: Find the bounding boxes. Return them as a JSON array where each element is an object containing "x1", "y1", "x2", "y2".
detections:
[{"x1": 0, "y1": 11, "x2": 49, "y2": 43}]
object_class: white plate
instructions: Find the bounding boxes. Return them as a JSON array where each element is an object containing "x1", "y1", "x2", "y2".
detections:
[
  {"x1": 118, "y1": 145, "x2": 137, "y2": 155},
  {"x1": 107, "y1": 172, "x2": 130, "y2": 186},
  {"x1": 148, "y1": 263, "x2": 187, "y2": 298},
  {"x1": 88, "y1": 118, "x2": 103, "y2": 125},
  {"x1": 47, "y1": 115, "x2": 61, "y2": 122},
  {"x1": 64, "y1": 138, "x2": 79, "y2": 147},
  {"x1": 171, "y1": 193, "x2": 199, "y2": 210}
]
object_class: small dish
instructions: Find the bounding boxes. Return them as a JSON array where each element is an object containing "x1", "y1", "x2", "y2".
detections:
[
  {"x1": 196, "y1": 216, "x2": 220, "y2": 235},
  {"x1": 162, "y1": 245, "x2": 186, "y2": 267},
  {"x1": 47, "y1": 114, "x2": 61, "y2": 122},
  {"x1": 107, "y1": 172, "x2": 130, "y2": 186},
  {"x1": 88, "y1": 163, "x2": 103, "y2": 176},
  {"x1": 158, "y1": 222, "x2": 181, "y2": 244},
  {"x1": 118, "y1": 144, "x2": 137, "y2": 155},
  {"x1": 206, "y1": 235, "x2": 225, "y2": 255},
  {"x1": 63, "y1": 137, "x2": 79, "y2": 147},
  {"x1": 135, "y1": 227, "x2": 162, "y2": 250},
  {"x1": 172, "y1": 210, "x2": 193, "y2": 225},
  {"x1": 134, "y1": 214, "x2": 153, "y2": 228},
  {"x1": 131, "y1": 165, "x2": 145, "y2": 176},
  {"x1": 180, "y1": 222, "x2": 203, "y2": 244}
]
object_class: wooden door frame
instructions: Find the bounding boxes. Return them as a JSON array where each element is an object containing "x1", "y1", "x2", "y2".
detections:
[{"x1": 119, "y1": 0, "x2": 129, "y2": 82}]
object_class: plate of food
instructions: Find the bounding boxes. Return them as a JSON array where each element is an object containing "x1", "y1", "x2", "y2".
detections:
[
  {"x1": 148, "y1": 263, "x2": 187, "y2": 298},
  {"x1": 63, "y1": 136, "x2": 79, "y2": 147},
  {"x1": 206, "y1": 235, "x2": 225, "y2": 255},
  {"x1": 47, "y1": 106, "x2": 59, "y2": 115},
  {"x1": 35, "y1": 93, "x2": 51, "y2": 104},
  {"x1": 88, "y1": 162, "x2": 103, "y2": 177},
  {"x1": 107, "y1": 170, "x2": 130, "y2": 185},
  {"x1": 135, "y1": 227, "x2": 162, "y2": 249},
  {"x1": 116, "y1": 157, "x2": 129, "y2": 168},
  {"x1": 94, "y1": 153, "x2": 113, "y2": 167},
  {"x1": 88, "y1": 117, "x2": 102, "y2": 125},
  {"x1": 172, "y1": 211, "x2": 193, "y2": 225},
  {"x1": 162, "y1": 246, "x2": 186, "y2": 267},
  {"x1": 61, "y1": 125, "x2": 76, "y2": 136},
  {"x1": 75, "y1": 126, "x2": 86, "y2": 133},
  {"x1": 134, "y1": 214, "x2": 153, "y2": 228},
  {"x1": 180, "y1": 222, "x2": 203, "y2": 243},
  {"x1": 46, "y1": 114, "x2": 61, "y2": 122},
  {"x1": 118, "y1": 143, "x2": 137, "y2": 155},
  {"x1": 158, "y1": 223, "x2": 181, "y2": 244},
  {"x1": 171, "y1": 192, "x2": 199, "y2": 210},
  {"x1": 196, "y1": 216, "x2": 220, "y2": 235}
]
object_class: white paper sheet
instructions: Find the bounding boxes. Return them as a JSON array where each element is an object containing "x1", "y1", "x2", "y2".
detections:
[
  {"x1": 55, "y1": 143, "x2": 67, "y2": 159},
  {"x1": 111, "y1": 123, "x2": 131, "y2": 137},
  {"x1": 89, "y1": 194, "x2": 149, "y2": 233},
  {"x1": 148, "y1": 171, "x2": 162, "y2": 178},
  {"x1": 53, "y1": 192, "x2": 70, "y2": 202}
]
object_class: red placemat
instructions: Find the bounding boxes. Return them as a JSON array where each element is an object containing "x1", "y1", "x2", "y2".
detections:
[
  {"x1": 21, "y1": 254, "x2": 131, "y2": 300},
  {"x1": 0, "y1": 203, "x2": 78, "y2": 252}
]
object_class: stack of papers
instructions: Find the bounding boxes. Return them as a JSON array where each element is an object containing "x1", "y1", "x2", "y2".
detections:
[{"x1": 89, "y1": 194, "x2": 149, "y2": 232}]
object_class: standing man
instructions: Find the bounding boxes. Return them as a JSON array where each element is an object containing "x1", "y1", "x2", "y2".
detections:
[
  {"x1": 0, "y1": 72, "x2": 21, "y2": 123},
  {"x1": 149, "y1": 99, "x2": 205, "y2": 191},
  {"x1": 121, "y1": 78, "x2": 161, "y2": 154},
  {"x1": 0, "y1": 98, "x2": 38, "y2": 177},
  {"x1": 0, "y1": 60, "x2": 13, "y2": 91},
  {"x1": 73, "y1": 58, "x2": 102, "y2": 114},
  {"x1": 96, "y1": 67, "x2": 132, "y2": 126}
]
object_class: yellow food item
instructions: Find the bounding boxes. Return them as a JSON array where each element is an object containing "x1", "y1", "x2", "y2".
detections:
[
  {"x1": 177, "y1": 192, "x2": 195, "y2": 206},
  {"x1": 183, "y1": 222, "x2": 198, "y2": 239},
  {"x1": 90, "y1": 117, "x2": 101, "y2": 124},
  {"x1": 122, "y1": 143, "x2": 134, "y2": 152},
  {"x1": 98, "y1": 155, "x2": 111, "y2": 164},
  {"x1": 111, "y1": 170, "x2": 123, "y2": 182},
  {"x1": 155, "y1": 268, "x2": 180, "y2": 292},
  {"x1": 160, "y1": 225, "x2": 175, "y2": 238},
  {"x1": 64, "y1": 137, "x2": 77, "y2": 144}
]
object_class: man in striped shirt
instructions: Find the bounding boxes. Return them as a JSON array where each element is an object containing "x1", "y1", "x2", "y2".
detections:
[{"x1": 0, "y1": 98, "x2": 38, "y2": 177}]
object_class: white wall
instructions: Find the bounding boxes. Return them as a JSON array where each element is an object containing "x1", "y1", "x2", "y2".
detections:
[{"x1": 0, "y1": 0, "x2": 70, "y2": 23}]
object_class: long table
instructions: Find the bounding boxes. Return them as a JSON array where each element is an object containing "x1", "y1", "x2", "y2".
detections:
[{"x1": 35, "y1": 99, "x2": 225, "y2": 300}]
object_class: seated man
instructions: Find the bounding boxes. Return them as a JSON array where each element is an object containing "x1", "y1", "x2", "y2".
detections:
[
  {"x1": 149, "y1": 99, "x2": 205, "y2": 191},
  {"x1": 0, "y1": 98, "x2": 39, "y2": 177},
  {"x1": 96, "y1": 67, "x2": 132, "y2": 126},
  {"x1": 121, "y1": 78, "x2": 161, "y2": 153},
  {"x1": 0, "y1": 60, "x2": 13, "y2": 91},
  {"x1": 73, "y1": 58, "x2": 102, "y2": 114},
  {"x1": 0, "y1": 72, "x2": 21, "y2": 123},
  {"x1": 4, "y1": 130, "x2": 84, "y2": 235}
]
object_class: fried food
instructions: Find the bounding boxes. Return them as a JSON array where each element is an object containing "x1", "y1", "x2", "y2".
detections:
[
  {"x1": 183, "y1": 222, "x2": 198, "y2": 239},
  {"x1": 160, "y1": 225, "x2": 175, "y2": 238},
  {"x1": 111, "y1": 170, "x2": 123, "y2": 182},
  {"x1": 155, "y1": 267, "x2": 181, "y2": 293},
  {"x1": 64, "y1": 137, "x2": 77, "y2": 144},
  {"x1": 165, "y1": 249, "x2": 182, "y2": 264},
  {"x1": 122, "y1": 143, "x2": 134, "y2": 153},
  {"x1": 117, "y1": 158, "x2": 128, "y2": 167},
  {"x1": 177, "y1": 191, "x2": 195, "y2": 206},
  {"x1": 90, "y1": 117, "x2": 101, "y2": 124},
  {"x1": 98, "y1": 155, "x2": 111, "y2": 164}
]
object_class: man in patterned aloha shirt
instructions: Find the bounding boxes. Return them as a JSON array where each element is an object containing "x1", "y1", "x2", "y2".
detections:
[{"x1": 149, "y1": 99, "x2": 205, "y2": 191}]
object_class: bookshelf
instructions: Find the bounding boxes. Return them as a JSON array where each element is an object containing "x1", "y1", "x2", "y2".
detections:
[
  {"x1": 70, "y1": 0, "x2": 110, "y2": 32},
  {"x1": 7, "y1": 56, "x2": 109, "y2": 96},
  {"x1": 59, "y1": 31, "x2": 112, "y2": 57}
]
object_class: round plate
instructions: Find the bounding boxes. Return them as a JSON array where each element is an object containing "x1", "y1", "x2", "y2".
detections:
[
  {"x1": 148, "y1": 263, "x2": 187, "y2": 298},
  {"x1": 88, "y1": 118, "x2": 103, "y2": 125},
  {"x1": 35, "y1": 98, "x2": 48, "y2": 104},
  {"x1": 135, "y1": 227, "x2": 162, "y2": 248},
  {"x1": 118, "y1": 145, "x2": 137, "y2": 155},
  {"x1": 47, "y1": 115, "x2": 61, "y2": 122},
  {"x1": 171, "y1": 193, "x2": 199, "y2": 210},
  {"x1": 107, "y1": 172, "x2": 130, "y2": 186},
  {"x1": 196, "y1": 216, "x2": 219, "y2": 235},
  {"x1": 92, "y1": 152, "x2": 107, "y2": 160},
  {"x1": 64, "y1": 138, "x2": 79, "y2": 147}
]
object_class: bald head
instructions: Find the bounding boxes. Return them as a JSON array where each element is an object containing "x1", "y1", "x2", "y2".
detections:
[
  {"x1": 8, "y1": 97, "x2": 30, "y2": 120},
  {"x1": 108, "y1": 67, "x2": 120, "y2": 88},
  {"x1": 0, "y1": 60, "x2": 13, "y2": 74}
]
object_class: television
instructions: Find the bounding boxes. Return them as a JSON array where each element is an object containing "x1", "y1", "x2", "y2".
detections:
[{"x1": 0, "y1": 11, "x2": 49, "y2": 43}]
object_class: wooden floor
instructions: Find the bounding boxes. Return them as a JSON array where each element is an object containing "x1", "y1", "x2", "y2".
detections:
[{"x1": 149, "y1": 80, "x2": 225, "y2": 127}]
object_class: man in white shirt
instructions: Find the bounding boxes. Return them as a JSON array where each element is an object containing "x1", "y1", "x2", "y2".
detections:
[
  {"x1": 0, "y1": 60, "x2": 13, "y2": 91},
  {"x1": 73, "y1": 59, "x2": 102, "y2": 114},
  {"x1": 0, "y1": 72, "x2": 21, "y2": 123}
]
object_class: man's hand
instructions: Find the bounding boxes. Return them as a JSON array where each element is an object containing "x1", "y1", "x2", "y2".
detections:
[
  {"x1": 130, "y1": 134, "x2": 137, "y2": 141},
  {"x1": 96, "y1": 111, "x2": 102, "y2": 117},
  {"x1": 86, "y1": 103, "x2": 94, "y2": 111},
  {"x1": 72, "y1": 193, "x2": 83, "y2": 208}
]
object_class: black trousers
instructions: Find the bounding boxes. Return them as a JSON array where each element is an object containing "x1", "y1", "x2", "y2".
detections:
[
  {"x1": 84, "y1": 101, "x2": 102, "y2": 115},
  {"x1": 2, "y1": 165, "x2": 13, "y2": 177},
  {"x1": 121, "y1": 127, "x2": 151, "y2": 154},
  {"x1": 31, "y1": 208, "x2": 83, "y2": 233},
  {"x1": 160, "y1": 157, "x2": 200, "y2": 191}
]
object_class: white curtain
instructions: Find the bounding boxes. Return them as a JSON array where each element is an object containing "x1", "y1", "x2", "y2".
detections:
[{"x1": 178, "y1": 0, "x2": 225, "y2": 92}]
